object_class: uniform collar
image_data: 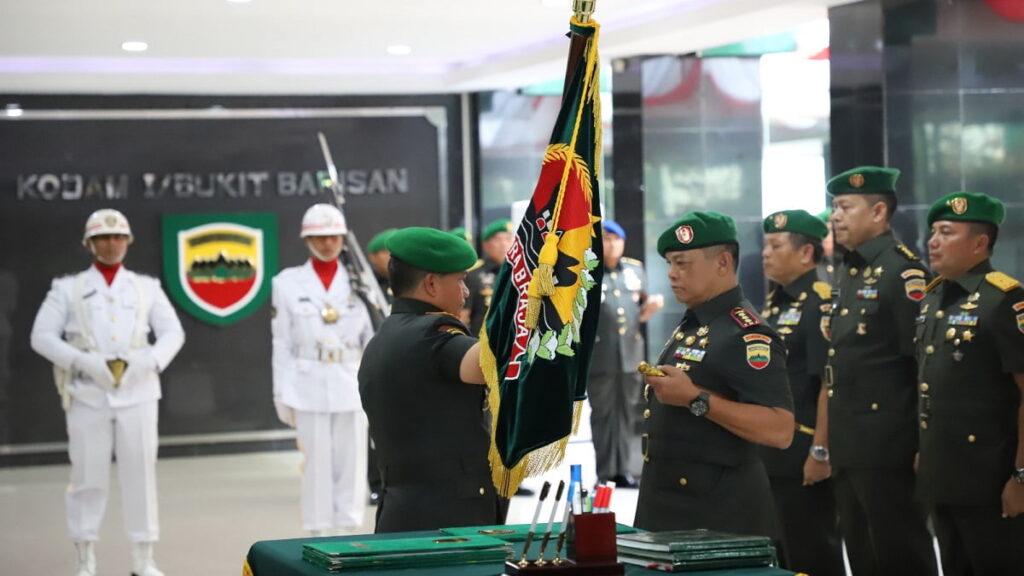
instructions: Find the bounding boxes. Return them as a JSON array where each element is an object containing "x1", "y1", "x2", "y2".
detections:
[
  {"x1": 391, "y1": 297, "x2": 449, "y2": 317},
  {"x1": 690, "y1": 284, "x2": 744, "y2": 326},
  {"x1": 847, "y1": 229, "x2": 895, "y2": 266},
  {"x1": 946, "y1": 259, "x2": 992, "y2": 295},
  {"x1": 778, "y1": 268, "x2": 818, "y2": 303}
]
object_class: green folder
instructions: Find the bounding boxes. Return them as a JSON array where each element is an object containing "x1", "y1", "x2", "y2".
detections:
[
  {"x1": 302, "y1": 535, "x2": 510, "y2": 572},
  {"x1": 616, "y1": 529, "x2": 772, "y2": 553},
  {"x1": 440, "y1": 522, "x2": 637, "y2": 542},
  {"x1": 618, "y1": 552, "x2": 776, "y2": 572}
]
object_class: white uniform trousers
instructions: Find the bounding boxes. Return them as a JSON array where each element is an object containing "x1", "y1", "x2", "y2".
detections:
[
  {"x1": 295, "y1": 410, "x2": 367, "y2": 531},
  {"x1": 66, "y1": 398, "x2": 159, "y2": 543}
]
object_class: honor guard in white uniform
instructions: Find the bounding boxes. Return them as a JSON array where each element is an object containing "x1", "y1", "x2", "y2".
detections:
[
  {"x1": 272, "y1": 204, "x2": 373, "y2": 535},
  {"x1": 30, "y1": 209, "x2": 185, "y2": 576}
]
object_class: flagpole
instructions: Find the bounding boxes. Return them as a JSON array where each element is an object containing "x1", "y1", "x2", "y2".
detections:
[{"x1": 564, "y1": 0, "x2": 597, "y2": 100}]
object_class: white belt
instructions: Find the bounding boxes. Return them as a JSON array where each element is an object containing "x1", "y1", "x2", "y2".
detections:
[{"x1": 292, "y1": 345, "x2": 358, "y2": 364}]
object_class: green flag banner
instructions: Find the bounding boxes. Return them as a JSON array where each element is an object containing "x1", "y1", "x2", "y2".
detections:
[{"x1": 480, "y1": 17, "x2": 604, "y2": 497}]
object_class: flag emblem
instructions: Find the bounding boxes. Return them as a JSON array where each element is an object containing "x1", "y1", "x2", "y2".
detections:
[
  {"x1": 904, "y1": 278, "x2": 927, "y2": 302},
  {"x1": 163, "y1": 213, "x2": 278, "y2": 326}
]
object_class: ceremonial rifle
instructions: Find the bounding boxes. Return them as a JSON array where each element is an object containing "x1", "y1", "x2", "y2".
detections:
[{"x1": 317, "y1": 132, "x2": 390, "y2": 330}]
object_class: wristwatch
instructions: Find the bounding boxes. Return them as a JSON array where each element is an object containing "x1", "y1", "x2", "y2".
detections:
[
  {"x1": 1014, "y1": 467, "x2": 1024, "y2": 484},
  {"x1": 810, "y1": 445, "x2": 830, "y2": 463},
  {"x1": 688, "y1": 391, "x2": 710, "y2": 417}
]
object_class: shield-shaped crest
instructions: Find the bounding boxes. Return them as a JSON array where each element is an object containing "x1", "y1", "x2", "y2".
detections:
[
  {"x1": 163, "y1": 213, "x2": 278, "y2": 326},
  {"x1": 948, "y1": 197, "x2": 968, "y2": 215},
  {"x1": 849, "y1": 173, "x2": 865, "y2": 188},
  {"x1": 1014, "y1": 302, "x2": 1024, "y2": 334},
  {"x1": 773, "y1": 213, "x2": 788, "y2": 229},
  {"x1": 675, "y1": 225, "x2": 694, "y2": 244},
  {"x1": 742, "y1": 333, "x2": 772, "y2": 370}
]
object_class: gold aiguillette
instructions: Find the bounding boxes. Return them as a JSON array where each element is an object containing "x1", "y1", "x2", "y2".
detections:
[{"x1": 107, "y1": 358, "x2": 128, "y2": 389}]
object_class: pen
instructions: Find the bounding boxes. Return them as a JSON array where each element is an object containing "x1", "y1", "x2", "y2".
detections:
[
  {"x1": 519, "y1": 481, "x2": 551, "y2": 566},
  {"x1": 536, "y1": 480, "x2": 565, "y2": 565}
]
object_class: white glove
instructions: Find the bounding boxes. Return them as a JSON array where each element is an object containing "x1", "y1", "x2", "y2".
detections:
[
  {"x1": 121, "y1": 350, "x2": 158, "y2": 388},
  {"x1": 73, "y1": 352, "x2": 115, "y2": 391},
  {"x1": 274, "y1": 397, "x2": 296, "y2": 428}
]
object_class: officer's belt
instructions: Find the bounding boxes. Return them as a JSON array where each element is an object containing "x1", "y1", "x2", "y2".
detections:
[
  {"x1": 292, "y1": 345, "x2": 357, "y2": 364},
  {"x1": 381, "y1": 455, "x2": 489, "y2": 485}
]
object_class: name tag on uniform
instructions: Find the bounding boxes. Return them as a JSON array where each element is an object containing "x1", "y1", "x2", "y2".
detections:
[
  {"x1": 947, "y1": 313, "x2": 978, "y2": 326},
  {"x1": 777, "y1": 309, "x2": 802, "y2": 326},
  {"x1": 674, "y1": 347, "x2": 706, "y2": 362},
  {"x1": 856, "y1": 288, "x2": 879, "y2": 300}
]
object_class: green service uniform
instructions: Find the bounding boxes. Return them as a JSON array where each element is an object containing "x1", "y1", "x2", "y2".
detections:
[
  {"x1": 588, "y1": 257, "x2": 648, "y2": 483},
  {"x1": 760, "y1": 271, "x2": 844, "y2": 576},
  {"x1": 916, "y1": 262, "x2": 1024, "y2": 574},
  {"x1": 358, "y1": 297, "x2": 504, "y2": 533},
  {"x1": 464, "y1": 260, "x2": 499, "y2": 337},
  {"x1": 634, "y1": 286, "x2": 793, "y2": 536},
  {"x1": 826, "y1": 230, "x2": 937, "y2": 576}
]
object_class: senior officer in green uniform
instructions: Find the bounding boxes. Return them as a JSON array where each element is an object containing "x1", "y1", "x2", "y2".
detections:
[
  {"x1": 826, "y1": 166, "x2": 938, "y2": 576},
  {"x1": 463, "y1": 219, "x2": 514, "y2": 336},
  {"x1": 634, "y1": 212, "x2": 795, "y2": 536},
  {"x1": 358, "y1": 227, "x2": 504, "y2": 533},
  {"x1": 916, "y1": 192, "x2": 1024, "y2": 575},
  {"x1": 589, "y1": 220, "x2": 663, "y2": 488},
  {"x1": 760, "y1": 210, "x2": 844, "y2": 576}
]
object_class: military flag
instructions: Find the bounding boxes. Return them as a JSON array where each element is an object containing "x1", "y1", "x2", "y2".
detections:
[{"x1": 480, "y1": 10, "x2": 604, "y2": 497}]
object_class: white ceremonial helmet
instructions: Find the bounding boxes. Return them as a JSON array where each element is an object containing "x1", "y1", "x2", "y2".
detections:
[
  {"x1": 300, "y1": 203, "x2": 347, "y2": 237},
  {"x1": 82, "y1": 208, "x2": 133, "y2": 247}
]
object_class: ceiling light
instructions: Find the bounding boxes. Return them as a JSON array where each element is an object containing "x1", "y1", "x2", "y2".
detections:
[
  {"x1": 121, "y1": 41, "x2": 149, "y2": 53},
  {"x1": 5, "y1": 104, "x2": 23, "y2": 117},
  {"x1": 386, "y1": 44, "x2": 412, "y2": 56}
]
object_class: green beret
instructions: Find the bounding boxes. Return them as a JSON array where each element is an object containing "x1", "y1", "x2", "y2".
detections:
[
  {"x1": 816, "y1": 209, "x2": 832, "y2": 223},
  {"x1": 482, "y1": 219, "x2": 513, "y2": 242},
  {"x1": 763, "y1": 209, "x2": 828, "y2": 240},
  {"x1": 449, "y1": 226, "x2": 471, "y2": 242},
  {"x1": 386, "y1": 227, "x2": 478, "y2": 273},
  {"x1": 366, "y1": 228, "x2": 398, "y2": 253},
  {"x1": 927, "y1": 191, "x2": 1005, "y2": 227},
  {"x1": 657, "y1": 211, "x2": 737, "y2": 256},
  {"x1": 827, "y1": 166, "x2": 900, "y2": 196}
]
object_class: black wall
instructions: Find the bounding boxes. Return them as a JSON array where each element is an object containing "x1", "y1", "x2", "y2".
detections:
[{"x1": 0, "y1": 94, "x2": 466, "y2": 463}]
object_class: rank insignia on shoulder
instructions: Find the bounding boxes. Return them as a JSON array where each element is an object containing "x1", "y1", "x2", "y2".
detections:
[
  {"x1": 985, "y1": 271, "x2": 1020, "y2": 292},
  {"x1": 742, "y1": 333, "x2": 772, "y2": 370},
  {"x1": 729, "y1": 307, "x2": 761, "y2": 329},
  {"x1": 438, "y1": 325, "x2": 466, "y2": 336},
  {"x1": 895, "y1": 244, "x2": 920, "y2": 261},
  {"x1": 621, "y1": 256, "x2": 643, "y2": 266},
  {"x1": 812, "y1": 281, "x2": 831, "y2": 301}
]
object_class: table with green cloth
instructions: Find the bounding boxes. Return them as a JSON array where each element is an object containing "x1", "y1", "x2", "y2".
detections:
[{"x1": 245, "y1": 530, "x2": 799, "y2": 576}]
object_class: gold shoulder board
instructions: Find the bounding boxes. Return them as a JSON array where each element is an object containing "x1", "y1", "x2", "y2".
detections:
[
  {"x1": 925, "y1": 276, "x2": 943, "y2": 293},
  {"x1": 812, "y1": 281, "x2": 831, "y2": 301},
  {"x1": 985, "y1": 271, "x2": 1020, "y2": 292},
  {"x1": 895, "y1": 244, "x2": 920, "y2": 261},
  {"x1": 621, "y1": 257, "x2": 643, "y2": 266}
]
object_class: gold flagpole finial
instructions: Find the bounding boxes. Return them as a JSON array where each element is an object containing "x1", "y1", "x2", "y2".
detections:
[{"x1": 573, "y1": 0, "x2": 596, "y2": 22}]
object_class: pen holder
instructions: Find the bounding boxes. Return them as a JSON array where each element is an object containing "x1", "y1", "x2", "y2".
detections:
[{"x1": 570, "y1": 512, "x2": 618, "y2": 564}]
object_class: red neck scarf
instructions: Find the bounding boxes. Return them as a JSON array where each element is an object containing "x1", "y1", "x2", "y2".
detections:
[
  {"x1": 94, "y1": 261, "x2": 121, "y2": 286},
  {"x1": 311, "y1": 258, "x2": 339, "y2": 290}
]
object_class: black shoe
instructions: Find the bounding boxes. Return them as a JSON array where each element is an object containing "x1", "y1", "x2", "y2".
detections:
[{"x1": 368, "y1": 491, "x2": 381, "y2": 505}]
